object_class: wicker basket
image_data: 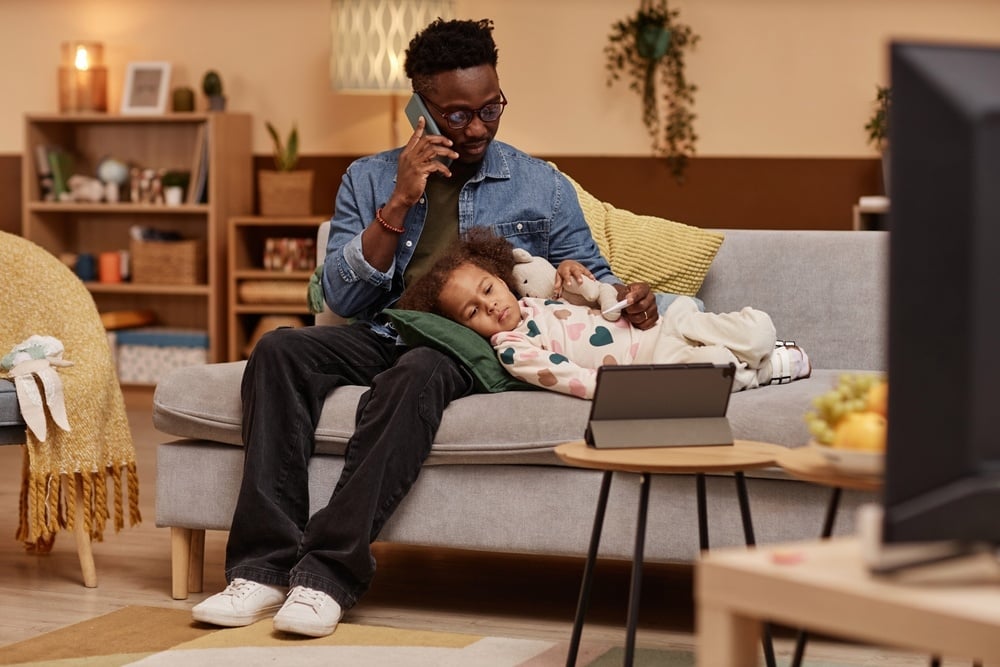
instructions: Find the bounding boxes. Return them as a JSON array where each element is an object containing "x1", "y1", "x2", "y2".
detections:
[
  {"x1": 130, "y1": 238, "x2": 206, "y2": 285},
  {"x1": 258, "y1": 170, "x2": 314, "y2": 216}
]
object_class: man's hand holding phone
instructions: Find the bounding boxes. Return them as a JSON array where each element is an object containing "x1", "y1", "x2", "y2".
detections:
[{"x1": 392, "y1": 115, "x2": 456, "y2": 209}]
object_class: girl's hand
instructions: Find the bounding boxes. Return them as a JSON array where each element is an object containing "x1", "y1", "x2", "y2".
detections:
[
  {"x1": 615, "y1": 282, "x2": 658, "y2": 330},
  {"x1": 554, "y1": 260, "x2": 595, "y2": 297}
]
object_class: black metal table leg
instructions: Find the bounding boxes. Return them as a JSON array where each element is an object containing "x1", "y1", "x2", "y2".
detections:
[
  {"x1": 696, "y1": 473, "x2": 709, "y2": 551},
  {"x1": 734, "y1": 472, "x2": 777, "y2": 667},
  {"x1": 791, "y1": 486, "x2": 843, "y2": 667},
  {"x1": 566, "y1": 471, "x2": 613, "y2": 667},
  {"x1": 623, "y1": 472, "x2": 651, "y2": 667}
]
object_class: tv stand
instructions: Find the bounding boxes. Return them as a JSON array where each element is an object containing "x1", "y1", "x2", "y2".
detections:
[{"x1": 858, "y1": 504, "x2": 999, "y2": 576}]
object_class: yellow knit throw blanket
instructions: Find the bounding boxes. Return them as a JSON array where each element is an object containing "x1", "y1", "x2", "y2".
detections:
[{"x1": 1, "y1": 232, "x2": 140, "y2": 551}]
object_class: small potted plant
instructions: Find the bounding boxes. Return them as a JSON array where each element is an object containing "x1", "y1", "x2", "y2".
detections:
[
  {"x1": 161, "y1": 170, "x2": 190, "y2": 206},
  {"x1": 202, "y1": 70, "x2": 226, "y2": 111},
  {"x1": 605, "y1": 0, "x2": 700, "y2": 183},
  {"x1": 258, "y1": 121, "x2": 313, "y2": 216},
  {"x1": 865, "y1": 85, "x2": 891, "y2": 194}
]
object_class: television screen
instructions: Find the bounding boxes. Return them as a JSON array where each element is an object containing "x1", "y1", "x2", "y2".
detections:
[{"x1": 883, "y1": 41, "x2": 1000, "y2": 554}]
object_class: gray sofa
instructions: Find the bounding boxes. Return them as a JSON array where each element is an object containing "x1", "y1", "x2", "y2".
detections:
[{"x1": 153, "y1": 224, "x2": 887, "y2": 600}]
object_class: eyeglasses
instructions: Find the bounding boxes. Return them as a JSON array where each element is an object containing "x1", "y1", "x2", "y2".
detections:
[{"x1": 422, "y1": 90, "x2": 508, "y2": 130}]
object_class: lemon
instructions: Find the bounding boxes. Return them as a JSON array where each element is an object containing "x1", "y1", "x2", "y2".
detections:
[{"x1": 832, "y1": 411, "x2": 886, "y2": 452}]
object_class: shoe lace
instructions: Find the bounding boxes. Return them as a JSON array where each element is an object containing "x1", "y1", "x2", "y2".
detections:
[
  {"x1": 222, "y1": 578, "x2": 259, "y2": 599},
  {"x1": 287, "y1": 586, "x2": 329, "y2": 610}
]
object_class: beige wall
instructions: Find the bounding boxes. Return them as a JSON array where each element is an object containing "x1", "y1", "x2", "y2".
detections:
[{"x1": 2, "y1": 0, "x2": 998, "y2": 157}]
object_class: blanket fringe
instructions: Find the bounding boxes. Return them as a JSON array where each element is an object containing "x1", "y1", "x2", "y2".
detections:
[{"x1": 17, "y1": 448, "x2": 142, "y2": 553}]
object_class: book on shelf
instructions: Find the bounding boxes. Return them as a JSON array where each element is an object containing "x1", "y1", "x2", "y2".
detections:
[
  {"x1": 33, "y1": 144, "x2": 55, "y2": 201},
  {"x1": 33, "y1": 145, "x2": 72, "y2": 201},
  {"x1": 188, "y1": 124, "x2": 209, "y2": 204},
  {"x1": 46, "y1": 147, "x2": 74, "y2": 200}
]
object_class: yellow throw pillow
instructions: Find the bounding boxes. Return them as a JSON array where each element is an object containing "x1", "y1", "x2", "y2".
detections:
[{"x1": 557, "y1": 167, "x2": 724, "y2": 296}]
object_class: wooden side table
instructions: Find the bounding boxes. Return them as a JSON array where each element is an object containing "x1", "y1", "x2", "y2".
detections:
[
  {"x1": 776, "y1": 446, "x2": 882, "y2": 667},
  {"x1": 696, "y1": 538, "x2": 1000, "y2": 666},
  {"x1": 555, "y1": 439, "x2": 785, "y2": 667}
]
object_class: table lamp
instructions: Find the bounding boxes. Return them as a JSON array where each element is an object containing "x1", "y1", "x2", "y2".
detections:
[
  {"x1": 59, "y1": 41, "x2": 108, "y2": 113},
  {"x1": 331, "y1": 0, "x2": 454, "y2": 145}
]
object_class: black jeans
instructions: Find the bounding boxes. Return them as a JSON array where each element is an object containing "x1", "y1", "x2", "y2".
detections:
[{"x1": 225, "y1": 322, "x2": 474, "y2": 608}]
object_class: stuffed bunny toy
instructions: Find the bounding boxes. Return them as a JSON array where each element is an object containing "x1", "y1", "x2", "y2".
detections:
[
  {"x1": 510, "y1": 248, "x2": 623, "y2": 321},
  {"x1": 2, "y1": 335, "x2": 73, "y2": 442}
]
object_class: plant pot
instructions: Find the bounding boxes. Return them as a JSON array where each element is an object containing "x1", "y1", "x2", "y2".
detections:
[
  {"x1": 637, "y1": 23, "x2": 671, "y2": 60},
  {"x1": 164, "y1": 186, "x2": 184, "y2": 206},
  {"x1": 258, "y1": 170, "x2": 314, "y2": 217},
  {"x1": 207, "y1": 94, "x2": 227, "y2": 111}
]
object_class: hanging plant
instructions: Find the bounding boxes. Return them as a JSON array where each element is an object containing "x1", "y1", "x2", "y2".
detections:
[{"x1": 605, "y1": 0, "x2": 700, "y2": 182}]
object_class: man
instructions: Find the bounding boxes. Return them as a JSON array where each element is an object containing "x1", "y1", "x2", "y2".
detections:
[{"x1": 192, "y1": 18, "x2": 658, "y2": 638}]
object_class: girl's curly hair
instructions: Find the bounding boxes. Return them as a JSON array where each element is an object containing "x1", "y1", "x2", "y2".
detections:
[
  {"x1": 404, "y1": 19, "x2": 498, "y2": 95},
  {"x1": 397, "y1": 227, "x2": 517, "y2": 315}
]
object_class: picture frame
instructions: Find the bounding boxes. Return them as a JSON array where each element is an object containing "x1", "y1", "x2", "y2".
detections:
[{"x1": 121, "y1": 61, "x2": 172, "y2": 115}]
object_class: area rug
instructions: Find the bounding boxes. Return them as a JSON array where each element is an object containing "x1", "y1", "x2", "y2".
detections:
[{"x1": 0, "y1": 605, "x2": 859, "y2": 667}]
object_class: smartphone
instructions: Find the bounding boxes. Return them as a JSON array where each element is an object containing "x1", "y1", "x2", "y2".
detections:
[{"x1": 404, "y1": 94, "x2": 452, "y2": 166}]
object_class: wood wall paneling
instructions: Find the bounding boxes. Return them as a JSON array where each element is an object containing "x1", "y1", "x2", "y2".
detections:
[
  {"x1": 0, "y1": 155, "x2": 21, "y2": 235},
  {"x1": 8, "y1": 154, "x2": 882, "y2": 235}
]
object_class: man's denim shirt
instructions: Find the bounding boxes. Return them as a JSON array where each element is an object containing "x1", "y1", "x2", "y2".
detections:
[{"x1": 321, "y1": 140, "x2": 614, "y2": 339}]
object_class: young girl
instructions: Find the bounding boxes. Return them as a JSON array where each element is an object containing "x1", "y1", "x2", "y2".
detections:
[{"x1": 397, "y1": 228, "x2": 810, "y2": 399}]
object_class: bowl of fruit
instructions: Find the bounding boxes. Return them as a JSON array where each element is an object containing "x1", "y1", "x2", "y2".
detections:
[{"x1": 805, "y1": 373, "x2": 887, "y2": 476}]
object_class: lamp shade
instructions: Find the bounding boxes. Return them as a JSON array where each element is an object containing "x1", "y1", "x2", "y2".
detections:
[{"x1": 331, "y1": 0, "x2": 454, "y2": 93}]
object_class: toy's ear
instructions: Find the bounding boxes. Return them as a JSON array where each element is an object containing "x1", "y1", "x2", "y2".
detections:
[{"x1": 511, "y1": 248, "x2": 533, "y2": 264}]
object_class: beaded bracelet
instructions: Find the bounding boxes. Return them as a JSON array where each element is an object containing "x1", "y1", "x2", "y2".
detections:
[{"x1": 375, "y1": 206, "x2": 405, "y2": 234}]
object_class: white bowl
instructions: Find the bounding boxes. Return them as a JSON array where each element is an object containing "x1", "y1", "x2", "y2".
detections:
[{"x1": 809, "y1": 440, "x2": 884, "y2": 476}]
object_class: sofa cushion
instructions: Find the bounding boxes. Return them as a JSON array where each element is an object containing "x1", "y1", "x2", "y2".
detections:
[
  {"x1": 384, "y1": 309, "x2": 534, "y2": 393},
  {"x1": 559, "y1": 168, "x2": 725, "y2": 296},
  {"x1": 152, "y1": 360, "x2": 846, "y2": 466},
  {"x1": 153, "y1": 361, "x2": 595, "y2": 464}
]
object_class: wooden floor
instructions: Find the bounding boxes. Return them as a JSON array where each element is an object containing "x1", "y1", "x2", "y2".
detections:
[{"x1": 0, "y1": 406, "x2": 968, "y2": 665}]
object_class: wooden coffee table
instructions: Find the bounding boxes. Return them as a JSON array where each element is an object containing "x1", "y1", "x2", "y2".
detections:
[{"x1": 555, "y1": 439, "x2": 785, "y2": 667}]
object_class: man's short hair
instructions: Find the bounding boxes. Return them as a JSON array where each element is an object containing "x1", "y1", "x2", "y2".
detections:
[{"x1": 404, "y1": 18, "x2": 499, "y2": 94}]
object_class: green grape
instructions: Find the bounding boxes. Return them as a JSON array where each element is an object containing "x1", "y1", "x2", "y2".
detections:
[{"x1": 802, "y1": 372, "x2": 887, "y2": 445}]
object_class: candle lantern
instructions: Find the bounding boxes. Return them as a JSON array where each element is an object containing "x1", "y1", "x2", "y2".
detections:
[{"x1": 59, "y1": 41, "x2": 108, "y2": 112}]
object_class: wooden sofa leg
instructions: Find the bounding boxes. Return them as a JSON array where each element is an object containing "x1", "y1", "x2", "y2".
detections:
[
  {"x1": 171, "y1": 527, "x2": 192, "y2": 599},
  {"x1": 73, "y1": 477, "x2": 97, "y2": 588},
  {"x1": 188, "y1": 529, "x2": 205, "y2": 594}
]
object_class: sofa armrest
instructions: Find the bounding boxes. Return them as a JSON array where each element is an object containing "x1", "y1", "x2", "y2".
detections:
[{"x1": 315, "y1": 221, "x2": 348, "y2": 327}]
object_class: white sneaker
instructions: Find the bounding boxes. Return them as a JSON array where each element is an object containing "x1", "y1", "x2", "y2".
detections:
[
  {"x1": 192, "y1": 578, "x2": 287, "y2": 627},
  {"x1": 273, "y1": 586, "x2": 343, "y2": 637},
  {"x1": 767, "y1": 340, "x2": 811, "y2": 385}
]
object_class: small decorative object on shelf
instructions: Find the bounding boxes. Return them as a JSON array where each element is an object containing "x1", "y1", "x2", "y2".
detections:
[
  {"x1": 96, "y1": 156, "x2": 129, "y2": 202},
  {"x1": 121, "y1": 61, "x2": 172, "y2": 115},
  {"x1": 259, "y1": 121, "x2": 313, "y2": 216},
  {"x1": 161, "y1": 170, "x2": 191, "y2": 205},
  {"x1": 263, "y1": 237, "x2": 316, "y2": 272},
  {"x1": 605, "y1": 0, "x2": 700, "y2": 183},
  {"x1": 202, "y1": 70, "x2": 226, "y2": 111},
  {"x1": 58, "y1": 41, "x2": 108, "y2": 113},
  {"x1": 172, "y1": 86, "x2": 196, "y2": 112}
]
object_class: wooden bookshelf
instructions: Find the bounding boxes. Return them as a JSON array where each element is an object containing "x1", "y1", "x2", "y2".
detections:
[{"x1": 22, "y1": 113, "x2": 253, "y2": 375}]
